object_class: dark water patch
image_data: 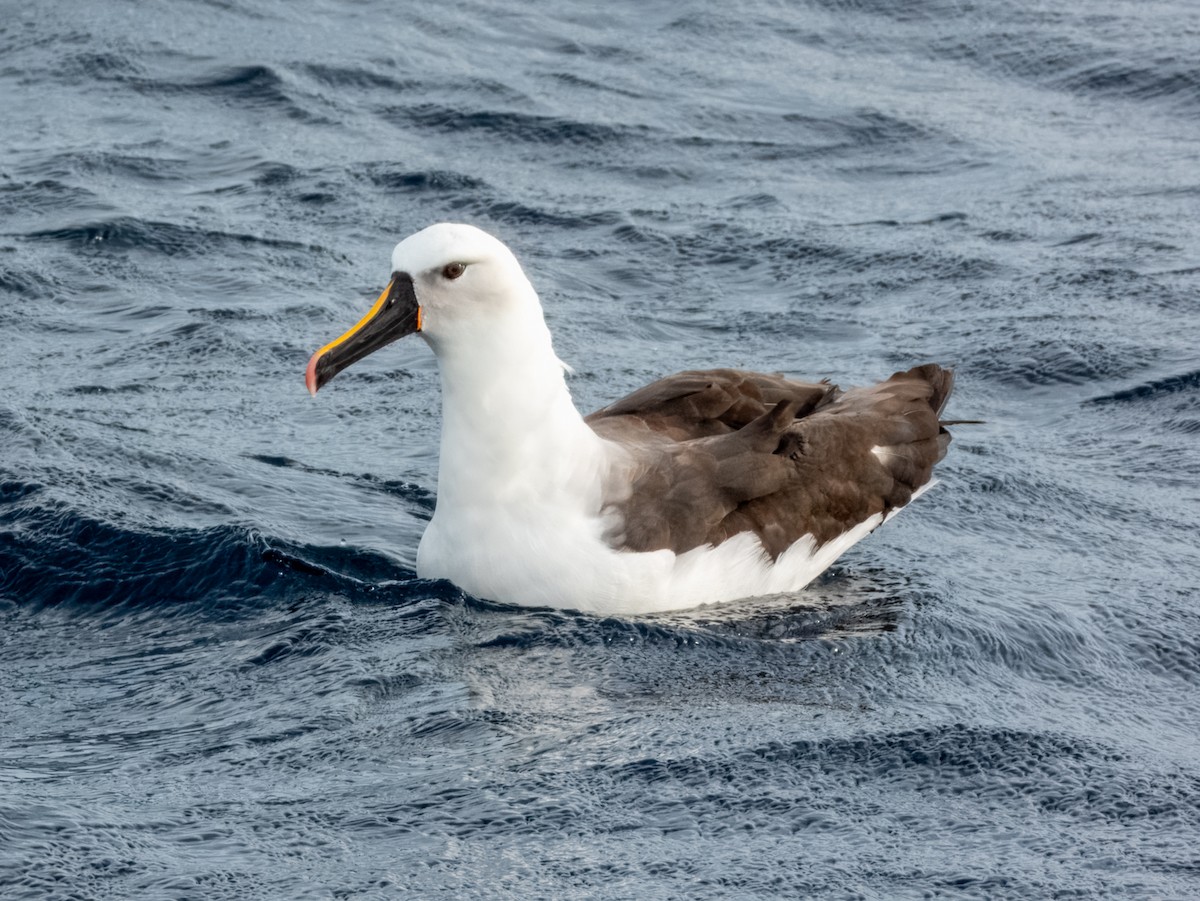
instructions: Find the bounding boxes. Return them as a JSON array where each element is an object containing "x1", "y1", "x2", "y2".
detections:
[
  {"x1": 92, "y1": 301, "x2": 178, "y2": 323},
  {"x1": 21, "y1": 216, "x2": 326, "y2": 259},
  {"x1": 546, "y1": 70, "x2": 650, "y2": 100},
  {"x1": 1128, "y1": 629, "x2": 1200, "y2": 687},
  {"x1": 324, "y1": 368, "x2": 419, "y2": 390},
  {"x1": 0, "y1": 408, "x2": 58, "y2": 462},
  {"x1": 608, "y1": 222, "x2": 680, "y2": 252},
  {"x1": 43, "y1": 147, "x2": 196, "y2": 186},
  {"x1": 1034, "y1": 266, "x2": 1184, "y2": 312},
  {"x1": 1054, "y1": 231, "x2": 1104, "y2": 247},
  {"x1": 1163, "y1": 414, "x2": 1200, "y2": 435},
  {"x1": 665, "y1": 573, "x2": 910, "y2": 641},
  {"x1": 0, "y1": 478, "x2": 44, "y2": 506},
  {"x1": 1074, "y1": 368, "x2": 1200, "y2": 480},
  {"x1": 1053, "y1": 58, "x2": 1200, "y2": 114},
  {"x1": 245, "y1": 161, "x2": 302, "y2": 189},
  {"x1": 201, "y1": 161, "x2": 357, "y2": 217},
  {"x1": 966, "y1": 329, "x2": 1157, "y2": 389},
  {"x1": 0, "y1": 804, "x2": 161, "y2": 901},
  {"x1": 381, "y1": 102, "x2": 646, "y2": 148},
  {"x1": 929, "y1": 448, "x2": 1150, "y2": 563},
  {"x1": 259, "y1": 541, "x2": 409, "y2": 590},
  {"x1": 358, "y1": 164, "x2": 490, "y2": 196},
  {"x1": 243, "y1": 453, "x2": 435, "y2": 509},
  {"x1": 662, "y1": 9, "x2": 744, "y2": 38},
  {"x1": 980, "y1": 228, "x2": 1034, "y2": 242},
  {"x1": 763, "y1": 108, "x2": 985, "y2": 174},
  {"x1": 347, "y1": 672, "x2": 425, "y2": 706},
  {"x1": 461, "y1": 578, "x2": 906, "y2": 655},
  {"x1": 102, "y1": 318, "x2": 241, "y2": 368},
  {"x1": 437, "y1": 76, "x2": 534, "y2": 105},
  {"x1": 350, "y1": 473, "x2": 437, "y2": 511},
  {"x1": 550, "y1": 36, "x2": 645, "y2": 65},
  {"x1": 941, "y1": 601, "x2": 1118, "y2": 690},
  {"x1": 0, "y1": 499, "x2": 408, "y2": 615},
  {"x1": 934, "y1": 29, "x2": 1200, "y2": 116},
  {"x1": 459, "y1": 199, "x2": 623, "y2": 231},
  {"x1": 933, "y1": 31, "x2": 1106, "y2": 82},
  {"x1": 101, "y1": 472, "x2": 235, "y2": 516},
  {"x1": 595, "y1": 161, "x2": 697, "y2": 184},
  {"x1": 247, "y1": 453, "x2": 335, "y2": 473},
  {"x1": 0, "y1": 177, "x2": 109, "y2": 220},
  {"x1": 806, "y1": 0, "x2": 968, "y2": 23},
  {"x1": 1088, "y1": 368, "x2": 1200, "y2": 406},
  {"x1": 725, "y1": 310, "x2": 873, "y2": 344},
  {"x1": 301, "y1": 62, "x2": 417, "y2": 92},
  {"x1": 402, "y1": 708, "x2": 513, "y2": 747},
  {"x1": 0, "y1": 507, "x2": 275, "y2": 614},
  {"x1": 185, "y1": 304, "x2": 271, "y2": 324},
  {"x1": 295, "y1": 189, "x2": 337, "y2": 206},
  {"x1": 607, "y1": 722, "x2": 1200, "y2": 827},
  {"x1": 845, "y1": 211, "x2": 970, "y2": 228},
  {"x1": 661, "y1": 106, "x2": 982, "y2": 177},
  {"x1": 40, "y1": 54, "x2": 332, "y2": 124},
  {"x1": 144, "y1": 64, "x2": 314, "y2": 119},
  {"x1": 743, "y1": 233, "x2": 850, "y2": 268},
  {"x1": 49, "y1": 47, "x2": 146, "y2": 87},
  {"x1": 0, "y1": 262, "x2": 63, "y2": 301},
  {"x1": 725, "y1": 192, "x2": 783, "y2": 210},
  {"x1": 600, "y1": 218, "x2": 1004, "y2": 294},
  {"x1": 459, "y1": 602, "x2": 609, "y2": 651},
  {"x1": 239, "y1": 606, "x2": 351, "y2": 669},
  {"x1": 811, "y1": 108, "x2": 943, "y2": 148}
]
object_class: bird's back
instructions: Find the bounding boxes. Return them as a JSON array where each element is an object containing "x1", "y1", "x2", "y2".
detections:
[{"x1": 586, "y1": 364, "x2": 953, "y2": 559}]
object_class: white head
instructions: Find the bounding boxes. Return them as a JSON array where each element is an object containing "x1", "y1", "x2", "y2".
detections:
[
  {"x1": 306, "y1": 223, "x2": 551, "y2": 395},
  {"x1": 392, "y1": 223, "x2": 542, "y2": 353}
]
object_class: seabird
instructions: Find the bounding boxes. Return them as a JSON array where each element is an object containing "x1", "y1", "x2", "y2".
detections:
[{"x1": 306, "y1": 223, "x2": 954, "y2": 614}]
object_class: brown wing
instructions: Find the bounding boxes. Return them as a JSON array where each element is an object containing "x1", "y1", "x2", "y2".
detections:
[
  {"x1": 587, "y1": 364, "x2": 954, "y2": 558},
  {"x1": 585, "y1": 368, "x2": 838, "y2": 441}
]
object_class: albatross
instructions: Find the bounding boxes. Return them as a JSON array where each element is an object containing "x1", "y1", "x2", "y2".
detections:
[{"x1": 306, "y1": 223, "x2": 954, "y2": 615}]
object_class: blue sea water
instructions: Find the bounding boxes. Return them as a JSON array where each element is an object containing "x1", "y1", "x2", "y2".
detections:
[{"x1": 2, "y1": 0, "x2": 1200, "y2": 898}]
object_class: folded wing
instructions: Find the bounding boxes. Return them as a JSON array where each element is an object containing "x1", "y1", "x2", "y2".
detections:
[{"x1": 586, "y1": 365, "x2": 953, "y2": 557}]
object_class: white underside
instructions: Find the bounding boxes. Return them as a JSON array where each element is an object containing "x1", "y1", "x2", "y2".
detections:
[{"x1": 415, "y1": 482, "x2": 934, "y2": 616}]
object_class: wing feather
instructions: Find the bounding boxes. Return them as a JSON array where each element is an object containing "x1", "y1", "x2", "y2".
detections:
[{"x1": 588, "y1": 365, "x2": 954, "y2": 558}]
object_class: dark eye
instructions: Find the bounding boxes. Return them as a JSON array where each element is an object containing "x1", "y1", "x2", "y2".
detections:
[{"x1": 442, "y1": 262, "x2": 466, "y2": 280}]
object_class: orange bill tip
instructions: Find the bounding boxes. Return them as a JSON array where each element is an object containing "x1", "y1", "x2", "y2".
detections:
[{"x1": 305, "y1": 350, "x2": 321, "y2": 397}]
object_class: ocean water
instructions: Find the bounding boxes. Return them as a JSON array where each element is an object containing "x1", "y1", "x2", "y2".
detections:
[{"x1": 3, "y1": 0, "x2": 1199, "y2": 898}]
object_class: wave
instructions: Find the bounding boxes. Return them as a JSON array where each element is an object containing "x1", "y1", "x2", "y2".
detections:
[
  {"x1": 20, "y1": 216, "x2": 326, "y2": 258},
  {"x1": 1088, "y1": 369, "x2": 1200, "y2": 405},
  {"x1": 380, "y1": 102, "x2": 643, "y2": 149},
  {"x1": 0, "y1": 496, "x2": 412, "y2": 616},
  {"x1": 606, "y1": 722, "x2": 1200, "y2": 826}
]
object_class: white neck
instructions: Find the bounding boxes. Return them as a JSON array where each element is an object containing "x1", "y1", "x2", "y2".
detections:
[{"x1": 425, "y1": 305, "x2": 608, "y2": 513}]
